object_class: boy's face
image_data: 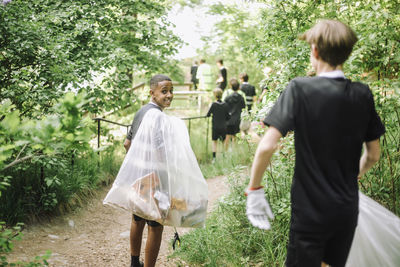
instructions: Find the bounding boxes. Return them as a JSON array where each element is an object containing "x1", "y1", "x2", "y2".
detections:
[{"x1": 150, "y1": 80, "x2": 173, "y2": 109}]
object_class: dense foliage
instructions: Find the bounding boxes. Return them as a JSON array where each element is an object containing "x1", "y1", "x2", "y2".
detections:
[
  {"x1": 1, "y1": 0, "x2": 183, "y2": 264},
  {"x1": 173, "y1": 0, "x2": 400, "y2": 266},
  {"x1": 0, "y1": 0, "x2": 183, "y2": 116},
  {"x1": 0, "y1": 0, "x2": 399, "y2": 265}
]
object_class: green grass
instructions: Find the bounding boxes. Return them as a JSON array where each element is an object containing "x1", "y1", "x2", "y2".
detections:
[{"x1": 172, "y1": 137, "x2": 295, "y2": 266}]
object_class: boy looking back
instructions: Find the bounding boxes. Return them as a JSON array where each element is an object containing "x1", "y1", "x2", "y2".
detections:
[
  {"x1": 245, "y1": 20, "x2": 385, "y2": 267},
  {"x1": 123, "y1": 74, "x2": 173, "y2": 267}
]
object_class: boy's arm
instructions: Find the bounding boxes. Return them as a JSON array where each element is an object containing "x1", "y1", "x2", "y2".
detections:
[
  {"x1": 358, "y1": 139, "x2": 381, "y2": 178},
  {"x1": 124, "y1": 139, "x2": 131, "y2": 152},
  {"x1": 248, "y1": 126, "x2": 282, "y2": 188},
  {"x1": 246, "y1": 126, "x2": 282, "y2": 230}
]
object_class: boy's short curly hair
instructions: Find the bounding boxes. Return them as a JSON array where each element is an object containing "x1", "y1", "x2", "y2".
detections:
[
  {"x1": 230, "y1": 78, "x2": 240, "y2": 91},
  {"x1": 239, "y1": 73, "x2": 249, "y2": 82},
  {"x1": 150, "y1": 74, "x2": 171, "y2": 89},
  {"x1": 299, "y1": 19, "x2": 358, "y2": 67}
]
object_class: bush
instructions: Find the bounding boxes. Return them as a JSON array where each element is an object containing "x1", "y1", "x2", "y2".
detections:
[
  {"x1": 172, "y1": 136, "x2": 295, "y2": 266},
  {"x1": 0, "y1": 144, "x2": 123, "y2": 225}
]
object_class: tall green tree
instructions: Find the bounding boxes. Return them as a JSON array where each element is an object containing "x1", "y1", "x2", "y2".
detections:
[
  {"x1": 0, "y1": 0, "x2": 182, "y2": 116},
  {"x1": 195, "y1": 2, "x2": 265, "y2": 90}
]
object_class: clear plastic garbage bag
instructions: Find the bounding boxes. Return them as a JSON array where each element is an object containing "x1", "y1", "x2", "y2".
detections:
[
  {"x1": 346, "y1": 192, "x2": 400, "y2": 267},
  {"x1": 103, "y1": 109, "x2": 208, "y2": 228}
]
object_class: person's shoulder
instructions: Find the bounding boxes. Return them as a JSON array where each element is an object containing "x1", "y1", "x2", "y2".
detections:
[
  {"x1": 348, "y1": 80, "x2": 370, "y2": 92},
  {"x1": 286, "y1": 76, "x2": 325, "y2": 93},
  {"x1": 144, "y1": 106, "x2": 162, "y2": 116},
  {"x1": 134, "y1": 104, "x2": 150, "y2": 117},
  {"x1": 290, "y1": 76, "x2": 316, "y2": 86}
]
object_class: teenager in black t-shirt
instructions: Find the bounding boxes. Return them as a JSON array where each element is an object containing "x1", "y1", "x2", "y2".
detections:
[
  {"x1": 239, "y1": 73, "x2": 256, "y2": 111},
  {"x1": 216, "y1": 59, "x2": 227, "y2": 90},
  {"x1": 206, "y1": 88, "x2": 230, "y2": 160},
  {"x1": 245, "y1": 20, "x2": 385, "y2": 267}
]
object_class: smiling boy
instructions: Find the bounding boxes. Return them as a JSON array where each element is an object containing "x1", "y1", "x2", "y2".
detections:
[{"x1": 123, "y1": 74, "x2": 173, "y2": 267}]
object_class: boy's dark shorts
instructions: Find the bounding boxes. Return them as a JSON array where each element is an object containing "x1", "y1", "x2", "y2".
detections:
[
  {"x1": 212, "y1": 128, "x2": 226, "y2": 141},
  {"x1": 226, "y1": 124, "x2": 240, "y2": 135},
  {"x1": 285, "y1": 224, "x2": 356, "y2": 267},
  {"x1": 133, "y1": 214, "x2": 162, "y2": 227}
]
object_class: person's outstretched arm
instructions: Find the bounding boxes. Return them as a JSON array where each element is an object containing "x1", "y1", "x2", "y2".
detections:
[
  {"x1": 246, "y1": 126, "x2": 282, "y2": 230},
  {"x1": 248, "y1": 126, "x2": 282, "y2": 188},
  {"x1": 358, "y1": 139, "x2": 381, "y2": 178}
]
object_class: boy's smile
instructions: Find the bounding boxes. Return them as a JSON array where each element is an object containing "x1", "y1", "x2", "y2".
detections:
[{"x1": 151, "y1": 80, "x2": 174, "y2": 109}]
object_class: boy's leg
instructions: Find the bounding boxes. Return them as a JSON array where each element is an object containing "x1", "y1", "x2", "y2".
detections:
[
  {"x1": 144, "y1": 222, "x2": 164, "y2": 267},
  {"x1": 212, "y1": 140, "x2": 217, "y2": 158},
  {"x1": 224, "y1": 135, "x2": 231, "y2": 150},
  {"x1": 130, "y1": 215, "x2": 146, "y2": 266},
  {"x1": 286, "y1": 223, "x2": 356, "y2": 267},
  {"x1": 212, "y1": 129, "x2": 218, "y2": 159},
  {"x1": 323, "y1": 224, "x2": 356, "y2": 267},
  {"x1": 285, "y1": 228, "x2": 324, "y2": 267}
]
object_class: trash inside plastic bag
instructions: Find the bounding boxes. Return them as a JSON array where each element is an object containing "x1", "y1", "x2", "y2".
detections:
[
  {"x1": 103, "y1": 109, "x2": 208, "y2": 228},
  {"x1": 346, "y1": 192, "x2": 400, "y2": 267}
]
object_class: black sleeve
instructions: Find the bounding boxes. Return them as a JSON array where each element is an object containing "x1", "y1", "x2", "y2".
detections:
[
  {"x1": 263, "y1": 81, "x2": 296, "y2": 136},
  {"x1": 221, "y1": 68, "x2": 227, "y2": 80},
  {"x1": 126, "y1": 106, "x2": 150, "y2": 140},
  {"x1": 126, "y1": 114, "x2": 141, "y2": 140},
  {"x1": 365, "y1": 90, "x2": 385, "y2": 141}
]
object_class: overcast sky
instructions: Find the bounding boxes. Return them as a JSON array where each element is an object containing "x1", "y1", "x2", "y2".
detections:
[
  {"x1": 167, "y1": 4, "x2": 218, "y2": 59},
  {"x1": 167, "y1": 1, "x2": 265, "y2": 59}
]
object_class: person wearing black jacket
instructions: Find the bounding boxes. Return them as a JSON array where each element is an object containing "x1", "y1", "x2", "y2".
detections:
[
  {"x1": 224, "y1": 78, "x2": 245, "y2": 149},
  {"x1": 206, "y1": 88, "x2": 230, "y2": 161},
  {"x1": 190, "y1": 61, "x2": 198, "y2": 90},
  {"x1": 216, "y1": 59, "x2": 227, "y2": 90}
]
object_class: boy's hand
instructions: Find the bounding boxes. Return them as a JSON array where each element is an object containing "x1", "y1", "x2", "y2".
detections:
[{"x1": 245, "y1": 188, "x2": 274, "y2": 230}]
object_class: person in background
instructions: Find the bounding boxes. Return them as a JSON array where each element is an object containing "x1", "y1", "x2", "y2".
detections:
[
  {"x1": 206, "y1": 88, "x2": 230, "y2": 161},
  {"x1": 245, "y1": 19, "x2": 385, "y2": 267},
  {"x1": 216, "y1": 59, "x2": 227, "y2": 91},
  {"x1": 224, "y1": 78, "x2": 246, "y2": 149},
  {"x1": 239, "y1": 72, "x2": 256, "y2": 111},
  {"x1": 196, "y1": 59, "x2": 214, "y2": 91},
  {"x1": 190, "y1": 61, "x2": 199, "y2": 90}
]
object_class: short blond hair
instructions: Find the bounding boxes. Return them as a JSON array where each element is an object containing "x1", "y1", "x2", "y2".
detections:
[
  {"x1": 213, "y1": 88, "x2": 223, "y2": 100},
  {"x1": 299, "y1": 19, "x2": 358, "y2": 67}
]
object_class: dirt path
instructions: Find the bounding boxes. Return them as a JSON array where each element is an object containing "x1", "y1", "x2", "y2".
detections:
[{"x1": 7, "y1": 175, "x2": 229, "y2": 266}]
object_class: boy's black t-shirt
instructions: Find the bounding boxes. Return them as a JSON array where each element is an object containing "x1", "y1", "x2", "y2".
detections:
[
  {"x1": 240, "y1": 83, "x2": 256, "y2": 106},
  {"x1": 218, "y1": 67, "x2": 227, "y2": 90},
  {"x1": 126, "y1": 103, "x2": 162, "y2": 141},
  {"x1": 264, "y1": 77, "x2": 385, "y2": 232},
  {"x1": 206, "y1": 100, "x2": 230, "y2": 130},
  {"x1": 225, "y1": 92, "x2": 246, "y2": 127}
]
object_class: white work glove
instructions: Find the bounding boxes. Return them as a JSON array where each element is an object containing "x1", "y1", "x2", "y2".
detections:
[{"x1": 246, "y1": 188, "x2": 274, "y2": 230}]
